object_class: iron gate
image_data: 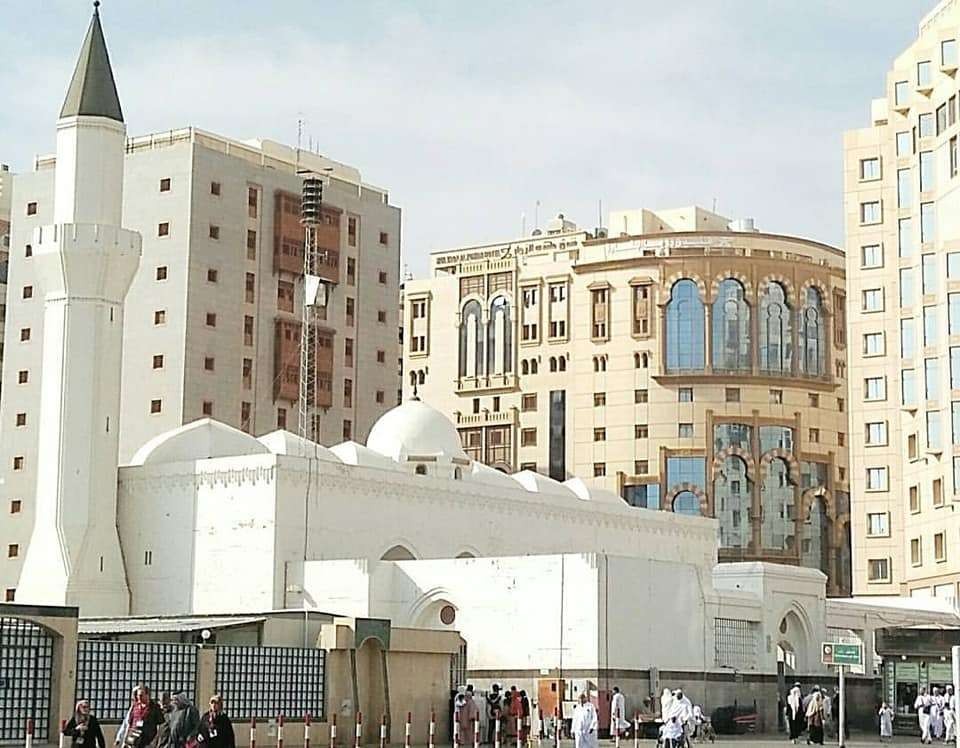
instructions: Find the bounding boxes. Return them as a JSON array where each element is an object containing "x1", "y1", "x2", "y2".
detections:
[{"x1": 0, "y1": 616, "x2": 55, "y2": 744}]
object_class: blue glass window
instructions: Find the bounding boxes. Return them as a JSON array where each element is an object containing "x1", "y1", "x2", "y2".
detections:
[
  {"x1": 759, "y1": 282, "x2": 792, "y2": 374},
  {"x1": 665, "y1": 279, "x2": 705, "y2": 372},
  {"x1": 712, "y1": 279, "x2": 750, "y2": 372},
  {"x1": 458, "y1": 300, "x2": 484, "y2": 377},
  {"x1": 715, "y1": 456, "x2": 750, "y2": 548},
  {"x1": 798, "y1": 287, "x2": 825, "y2": 377},
  {"x1": 672, "y1": 490, "x2": 701, "y2": 516},
  {"x1": 714, "y1": 423, "x2": 752, "y2": 451},
  {"x1": 759, "y1": 425, "x2": 793, "y2": 453},
  {"x1": 761, "y1": 458, "x2": 796, "y2": 551},
  {"x1": 666, "y1": 456, "x2": 706, "y2": 488}
]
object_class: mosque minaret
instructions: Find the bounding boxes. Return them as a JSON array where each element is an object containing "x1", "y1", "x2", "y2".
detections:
[{"x1": 16, "y1": 1, "x2": 141, "y2": 614}]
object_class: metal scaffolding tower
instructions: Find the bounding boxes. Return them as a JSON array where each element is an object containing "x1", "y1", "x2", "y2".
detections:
[{"x1": 298, "y1": 174, "x2": 329, "y2": 443}]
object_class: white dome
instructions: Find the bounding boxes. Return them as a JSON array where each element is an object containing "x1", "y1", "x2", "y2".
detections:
[{"x1": 366, "y1": 399, "x2": 468, "y2": 463}]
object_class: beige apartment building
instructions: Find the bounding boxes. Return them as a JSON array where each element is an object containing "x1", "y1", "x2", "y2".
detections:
[
  {"x1": 0, "y1": 129, "x2": 400, "y2": 600},
  {"x1": 0, "y1": 163, "x2": 11, "y2": 396},
  {"x1": 845, "y1": 0, "x2": 960, "y2": 601},
  {"x1": 403, "y1": 208, "x2": 851, "y2": 594}
]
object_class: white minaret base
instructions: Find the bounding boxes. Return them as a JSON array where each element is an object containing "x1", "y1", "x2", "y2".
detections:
[{"x1": 16, "y1": 223, "x2": 140, "y2": 615}]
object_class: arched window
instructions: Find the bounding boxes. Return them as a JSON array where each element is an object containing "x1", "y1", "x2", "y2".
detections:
[
  {"x1": 549, "y1": 357, "x2": 557, "y2": 372},
  {"x1": 673, "y1": 490, "x2": 701, "y2": 516},
  {"x1": 381, "y1": 544, "x2": 417, "y2": 560},
  {"x1": 714, "y1": 456, "x2": 751, "y2": 549},
  {"x1": 487, "y1": 296, "x2": 513, "y2": 375},
  {"x1": 521, "y1": 360, "x2": 529, "y2": 375},
  {"x1": 593, "y1": 357, "x2": 599, "y2": 372},
  {"x1": 798, "y1": 287, "x2": 825, "y2": 377},
  {"x1": 453, "y1": 467, "x2": 463, "y2": 480},
  {"x1": 409, "y1": 371, "x2": 417, "y2": 386},
  {"x1": 759, "y1": 282, "x2": 792, "y2": 374},
  {"x1": 531, "y1": 359, "x2": 538, "y2": 374},
  {"x1": 458, "y1": 300, "x2": 484, "y2": 377},
  {"x1": 712, "y1": 279, "x2": 750, "y2": 371},
  {"x1": 761, "y1": 457, "x2": 796, "y2": 551},
  {"x1": 558, "y1": 356, "x2": 567, "y2": 372},
  {"x1": 665, "y1": 279, "x2": 705, "y2": 372},
  {"x1": 418, "y1": 370, "x2": 426, "y2": 385},
  {"x1": 642, "y1": 352, "x2": 649, "y2": 368}
]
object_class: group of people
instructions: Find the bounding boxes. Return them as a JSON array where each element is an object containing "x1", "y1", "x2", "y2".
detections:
[
  {"x1": 455, "y1": 684, "x2": 532, "y2": 744},
  {"x1": 785, "y1": 684, "x2": 831, "y2": 746},
  {"x1": 658, "y1": 687, "x2": 705, "y2": 748},
  {"x1": 912, "y1": 685, "x2": 958, "y2": 744},
  {"x1": 62, "y1": 687, "x2": 235, "y2": 748}
]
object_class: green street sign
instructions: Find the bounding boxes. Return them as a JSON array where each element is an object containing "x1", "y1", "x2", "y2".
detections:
[{"x1": 821, "y1": 642, "x2": 863, "y2": 666}]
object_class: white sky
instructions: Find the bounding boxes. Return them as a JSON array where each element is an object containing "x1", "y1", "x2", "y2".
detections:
[{"x1": 0, "y1": 1, "x2": 928, "y2": 276}]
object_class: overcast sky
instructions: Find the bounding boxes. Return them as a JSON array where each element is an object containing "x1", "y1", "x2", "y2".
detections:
[{"x1": 0, "y1": 1, "x2": 928, "y2": 276}]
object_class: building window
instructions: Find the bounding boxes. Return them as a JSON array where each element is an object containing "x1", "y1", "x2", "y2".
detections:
[
  {"x1": 861, "y1": 244, "x2": 882, "y2": 268},
  {"x1": 952, "y1": 137, "x2": 959, "y2": 178},
  {"x1": 346, "y1": 297, "x2": 356, "y2": 326},
  {"x1": 205, "y1": 312, "x2": 217, "y2": 327},
  {"x1": 635, "y1": 424, "x2": 648, "y2": 439},
  {"x1": 15, "y1": 413, "x2": 26, "y2": 427},
  {"x1": 591, "y1": 288, "x2": 609, "y2": 339},
  {"x1": 344, "y1": 338, "x2": 354, "y2": 367},
  {"x1": 593, "y1": 463, "x2": 606, "y2": 477},
  {"x1": 241, "y1": 402, "x2": 252, "y2": 432},
  {"x1": 160, "y1": 178, "x2": 171, "y2": 192},
  {"x1": 245, "y1": 272, "x2": 256, "y2": 303},
  {"x1": 244, "y1": 316, "x2": 254, "y2": 346},
  {"x1": 769, "y1": 389, "x2": 783, "y2": 404},
  {"x1": 247, "y1": 230, "x2": 257, "y2": 260},
  {"x1": 922, "y1": 202, "x2": 936, "y2": 243},
  {"x1": 4, "y1": 589, "x2": 14, "y2": 602},
  {"x1": 860, "y1": 201, "x2": 881, "y2": 224},
  {"x1": 7, "y1": 545, "x2": 19, "y2": 559},
  {"x1": 155, "y1": 266, "x2": 168, "y2": 281},
  {"x1": 342, "y1": 420, "x2": 352, "y2": 440},
  {"x1": 865, "y1": 376, "x2": 886, "y2": 401},
  {"x1": 26, "y1": 201, "x2": 37, "y2": 215},
  {"x1": 375, "y1": 390, "x2": 385, "y2": 404},
  {"x1": 210, "y1": 181, "x2": 221, "y2": 196},
  {"x1": 158, "y1": 222, "x2": 170, "y2": 237},
  {"x1": 379, "y1": 231, "x2": 389, "y2": 246},
  {"x1": 17, "y1": 371, "x2": 28, "y2": 384},
  {"x1": 10, "y1": 500, "x2": 22, "y2": 514},
  {"x1": 203, "y1": 356, "x2": 215, "y2": 371},
  {"x1": 808, "y1": 428, "x2": 819, "y2": 443},
  {"x1": 678, "y1": 423, "x2": 694, "y2": 438},
  {"x1": 521, "y1": 428, "x2": 537, "y2": 447},
  {"x1": 635, "y1": 389, "x2": 648, "y2": 404},
  {"x1": 277, "y1": 408, "x2": 287, "y2": 429},
  {"x1": 19, "y1": 328, "x2": 30, "y2": 342},
  {"x1": 862, "y1": 288, "x2": 883, "y2": 312},
  {"x1": 593, "y1": 392, "x2": 606, "y2": 407},
  {"x1": 202, "y1": 401, "x2": 213, "y2": 416},
  {"x1": 911, "y1": 538, "x2": 922, "y2": 566},
  {"x1": 935, "y1": 532, "x2": 947, "y2": 563},
  {"x1": 13, "y1": 457, "x2": 23, "y2": 471},
  {"x1": 377, "y1": 310, "x2": 387, "y2": 324},
  {"x1": 808, "y1": 393, "x2": 819, "y2": 407},
  {"x1": 920, "y1": 112, "x2": 935, "y2": 137},
  {"x1": 348, "y1": 217, "x2": 358, "y2": 247},
  {"x1": 277, "y1": 280, "x2": 295, "y2": 313},
  {"x1": 934, "y1": 478, "x2": 945, "y2": 507},
  {"x1": 248, "y1": 187, "x2": 258, "y2": 217},
  {"x1": 920, "y1": 150, "x2": 935, "y2": 192},
  {"x1": 376, "y1": 349, "x2": 386, "y2": 364},
  {"x1": 21, "y1": 285, "x2": 33, "y2": 300},
  {"x1": 207, "y1": 268, "x2": 218, "y2": 283},
  {"x1": 867, "y1": 558, "x2": 890, "y2": 582},
  {"x1": 860, "y1": 157, "x2": 881, "y2": 180},
  {"x1": 678, "y1": 387, "x2": 694, "y2": 402},
  {"x1": 593, "y1": 428, "x2": 606, "y2": 442},
  {"x1": 378, "y1": 270, "x2": 388, "y2": 285},
  {"x1": 898, "y1": 168, "x2": 913, "y2": 208},
  {"x1": 635, "y1": 460, "x2": 649, "y2": 475},
  {"x1": 522, "y1": 393, "x2": 538, "y2": 412},
  {"x1": 895, "y1": 80, "x2": 910, "y2": 106},
  {"x1": 944, "y1": 38, "x2": 958, "y2": 66},
  {"x1": 343, "y1": 379, "x2": 353, "y2": 409},
  {"x1": 666, "y1": 279, "x2": 705, "y2": 372},
  {"x1": 632, "y1": 283, "x2": 653, "y2": 336},
  {"x1": 150, "y1": 399, "x2": 162, "y2": 414},
  {"x1": 897, "y1": 130, "x2": 913, "y2": 156},
  {"x1": 866, "y1": 466, "x2": 889, "y2": 491},
  {"x1": 865, "y1": 421, "x2": 887, "y2": 445},
  {"x1": 863, "y1": 332, "x2": 884, "y2": 356},
  {"x1": 209, "y1": 224, "x2": 220, "y2": 240}
]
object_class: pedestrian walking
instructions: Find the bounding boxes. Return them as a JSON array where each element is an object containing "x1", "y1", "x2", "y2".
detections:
[
  {"x1": 879, "y1": 702, "x2": 894, "y2": 742},
  {"x1": 610, "y1": 687, "x2": 628, "y2": 741},
  {"x1": 486, "y1": 684, "x2": 503, "y2": 745},
  {"x1": 946, "y1": 686, "x2": 958, "y2": 743},
  {"x1": 63, "y1": 700, "x2": 106, "y2": 748},
  {"x1": 116, "y1": 686, "x2": 165, "y2": 748},
  {"x1": 169, "y1": 693, "x2": 201, "y2": 748},
  {"x1": 198, "y1": 695, "x2": 235, "y2": 748},
  {"x1": 572, "y1": 693, "x2": 598, "y2": 748},
  {"x1": 917, "y1": 687, "x2": 934, "y2": 744},
  {"x1": 520, "y1": 690, "x2": 531, "y2": 744},
  {"x1": 786, "y1": 683, "x2": 803, "y2": 744},
  {"x1": 805, "y1": 692, "x2": 824, "y2": 746},
  {"x1": 457, "y1": 686, "x2": 480, "y2": 746}
]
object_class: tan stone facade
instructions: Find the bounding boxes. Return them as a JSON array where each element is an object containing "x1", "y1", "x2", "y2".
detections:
[
  {"x1": 403, "y1": 208, "x2": 851, "y2": 594},
  {"x1": 845, "y1": 0, "x2": 960, "y2": 600}
]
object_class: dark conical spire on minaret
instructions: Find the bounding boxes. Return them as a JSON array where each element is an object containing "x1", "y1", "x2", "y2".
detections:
[{"x1": 59, "y1": 1, "x2": 124, "y2": 122}]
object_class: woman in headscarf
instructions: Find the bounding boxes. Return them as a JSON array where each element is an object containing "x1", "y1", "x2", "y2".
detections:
[
  {"x1": 198, "y1": 695, "x2": 235, "y2": 748},
  {"x1": 805, "y1": 692, "x2": 825, "y2": 746},
  {"x1": 787, "y1": 683, "x2": 804, "y2": 743},
  {"x1": 64, "y1": 700, "x2": 106, "y2": 748},
  {"x1": 168, "y1": 693, "x2": 201, "y2": 748}
]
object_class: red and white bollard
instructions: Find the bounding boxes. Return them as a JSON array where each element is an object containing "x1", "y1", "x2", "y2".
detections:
[
  {"x1": 633, "y1": 714, "x2": 639, "y2": 748},
  {"x1": 614, "y1": 709, "x2": 621, "y2": 748},
  {"x1": 304, "y1": 714, "x2": 312, "y2": 748},
  {"x1": 404, "y1": 712, "x2": 412, "y2": 748},
  {"x1": 553, "y1": 708, "x2": 560, "y2": 748},
  {"x1": 277, "y1": 714, "x2": 285, "y2": 748},
  {"x1": 473, "y1": 718, "x2": 480, "y2": 748},
  {"x1": 516, "y1": 716, "x2": 521, "y2": 748},
  {"x1": 355, "y1": 712, "x2": 363, "y2": 748},
  {"x1": 59, "y1": 719, "x2": 67, "y2": 748},
  {"x1": 250, "y1": 718, "x2": 257, "y2": 748},
  {"x1": 536, "y1": 710, "x2": 543, "y2": 747},
  {"x1": 329, "y1": 714, "x2": 337, "y2": 748},
  {"x1": 429, "y1": 711, "x2": 436, "y2": 748},
  {"x1": 494, "y1": 716, "x2": 501, "y2": 748},
  {"x1": 379, "y1": 715, "x2": 387, "y2": 748},
  {"x1": 25, "y1": 719, "x2": 34, "y2": 748}
]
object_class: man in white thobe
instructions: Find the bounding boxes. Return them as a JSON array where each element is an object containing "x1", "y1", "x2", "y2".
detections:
[
  {"x1": 916, "y1": 687, "x2": 933, "y2": 744},
  {"x1": 572, "y1": 692, "x2": 599, "y2": 748},
  {"x1": 610, "y1": 687, "x2": 629, "y2": 740}
]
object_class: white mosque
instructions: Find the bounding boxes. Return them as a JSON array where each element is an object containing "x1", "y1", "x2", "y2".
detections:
[{"x1": 8, "y1": 3, "x2": 959, "y2": 729}]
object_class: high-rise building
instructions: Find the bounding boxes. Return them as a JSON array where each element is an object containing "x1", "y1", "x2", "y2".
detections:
[
  {"x1": 0, "y1": 11, "x2": 401, "y2": 601},
  {"x1": 0, "y1": 163, "x2": 12, "y2": 397},
  {"x1": 845, "y1": 0, "x2": 960, "y2": 600},
  {"x1": 403, "y1": 207, "x2": 852, "y2": 594}
]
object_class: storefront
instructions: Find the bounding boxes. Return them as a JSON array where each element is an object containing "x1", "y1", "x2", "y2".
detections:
[{"x1": 877, "y1": 628, "x2": 960, "y2": 734}]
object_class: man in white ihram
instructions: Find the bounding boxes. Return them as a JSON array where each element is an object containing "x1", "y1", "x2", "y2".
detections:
[
  {"x1": 610, "y1": 686, "x2": 629, "y2": 740},
  {"x1": 573, "y1": 692, "x2": 599, "y2": 748}
]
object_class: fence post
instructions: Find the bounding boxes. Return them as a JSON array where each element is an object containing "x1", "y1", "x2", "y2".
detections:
[
  {"x1": 250, "y1": 718, "x2": 257, "y2": 748},
  {"x1": 379, "y1": 716, "x2": 387, "y2": 748},
  {"x1": 304, "y1": 714, "x2": 312, "y2": 748},
  {"x1": 633, "y1": 714, "x2": 639, "y2": 748},
  {"x1": 26, "y1": 718, "x2": 34, "y2": 748},
  {"x1": 473, "y1": 718, "x2": 480, "y2": 748},
  {"x1": 355, "y1": 712, "x2": 362, "y2": 748},
  {"x1": 429, "y1": 710, "x2": 436, "y2": 748},
  {"x1": 404, "y1": 712, "x2": 411, "y2": 748},
  {"x1": 277, "y1": 714, "x2": 285, "y2": 748},
  {"x1": 329, "y1": 714, "x2": 337, "y2": 748}
]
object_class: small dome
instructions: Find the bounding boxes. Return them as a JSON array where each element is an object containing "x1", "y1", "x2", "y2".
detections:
[
  {"x1": 367, "y1": 399, "x2": 468, "y2": 463},
  {"x1": 127, "y1": 418, "x2": 269, "y2": 466}
]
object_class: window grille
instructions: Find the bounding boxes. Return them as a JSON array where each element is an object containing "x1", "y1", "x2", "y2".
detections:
[
  {"x1": 75, "y1": 641, "x2": 197, "y2": 722},
  {"x1": 0, "y1": 617, "x2": 55, "y2": 742},
  {"x1": 714, "y1": 618, "x2": 757, "y2": 669},
  {"x1": 215, "y1": 647, "x2": 325, "y2": 720}
]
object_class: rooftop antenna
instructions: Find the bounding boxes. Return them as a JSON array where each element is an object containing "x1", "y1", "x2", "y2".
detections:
[
  {"x1": 521, "y1": 212, "x2": 527, "y2": 237},
  {"x1": 598, "y1": 199, "x2": 603, "y2": 230},
  {"x1": 534, "y1": 200, "x2": 541, "y2": 230},
  {"x1": 712, "y1": 197, "x2": 718, "y2": 213}
]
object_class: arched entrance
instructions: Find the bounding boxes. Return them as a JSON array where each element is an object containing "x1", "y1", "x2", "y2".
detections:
[{"x1": 0, "y1": 616, "x2": 56, "y2": 743}]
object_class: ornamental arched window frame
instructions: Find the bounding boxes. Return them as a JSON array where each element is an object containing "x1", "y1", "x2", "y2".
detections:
[
  {"x1": 712, "y1": 279, "x2": 751, "y2": 372},
  {"x1": 798, "y1": 286, "x2": 825, "y2": 377},
  {"x1": 665, "y1": 279, "x2": 705, "y2": 372},
  {"x1": 759, "y1": 282, "x2": 792, "y2": 374},
  {"x1": 458, "y1": 300, "x2": 484, "y2": 378}
]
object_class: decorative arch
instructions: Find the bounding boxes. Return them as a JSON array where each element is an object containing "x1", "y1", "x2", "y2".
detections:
[
  {"x1": 709, "y1": 270, "x2": 752, "y2": 301},
  {"x1": 775, "y1": 603, "x2": 815, "y2": 673},
  {"x1": 459, "y1": 299, "x2": 484, "y2": 378},
  {"x1": 798, "y1": 285, "x2": 826, "y2": 377},
  {"x1": 663, "y1": 483, "x2": 709, "y2": 515},
  {"x1": 758, "y1": 280, "x2": 792, "y2": 374},
  {"x1": 486, "y1": 294, "x2": 513, "y2": 375},
  {"x1": 757, "y1": 273, "x2": 795, "y2": 303},
  {"x1": 407, "y1": 586, "x2": 459, "y2": 629},
  {"x1": 711, "y1": 446, "x2": 756, "y2": 479},
  {"x1": 760, "y1": 448, "x2": 801, "y2": 485},
  {"x1": 712, "y1": 278, "x2": 751, "y2": 371},
  {"x1": 797, "y1": 279, "x2": 833, "y2": 314},
  {"x1": 665, "y1": 279, "x2": 706, "y2": 372},
  {"x1": 660, "y1": 272, "x2": 708, "y2": 303},
  {"x1": 380, "y1": 543, "x2": 418, "y2": 561}
]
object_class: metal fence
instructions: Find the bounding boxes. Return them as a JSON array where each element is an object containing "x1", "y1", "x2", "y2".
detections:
[
  {"x1": 0, "y1": 617, "x2": 54, "y2": 744},
  {"x1": 75, "y1": 641, "x2": 198, "y2": 721},
  {"x1": 714, "y1": 617, "x2": 758, "y2": 670},
  {"x1": 215, "y1": 646, "x2": 325, "y2": 720}
]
